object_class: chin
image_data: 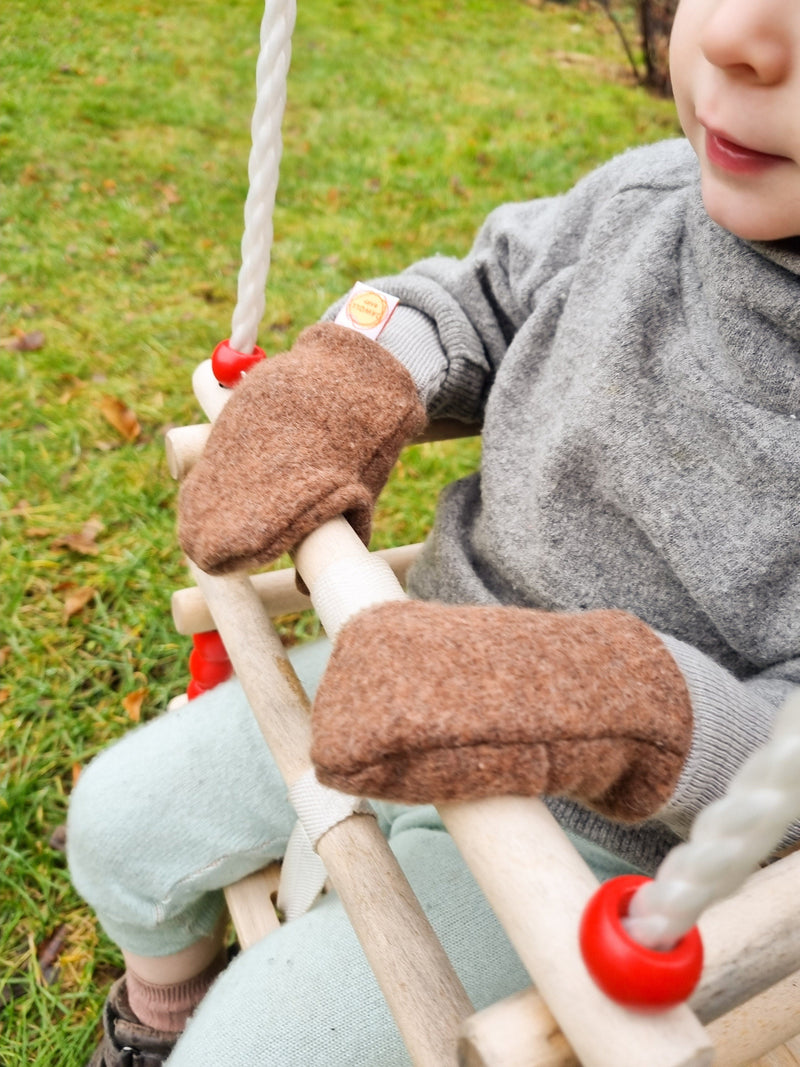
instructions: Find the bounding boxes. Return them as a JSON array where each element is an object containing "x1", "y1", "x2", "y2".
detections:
[{"x1": 700, "y1": 183, "x2": 800, "y2": 243}]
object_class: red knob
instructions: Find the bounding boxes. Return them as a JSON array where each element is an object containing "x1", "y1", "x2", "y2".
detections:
[
  {"x1": 192, "y1": 630, "x2": 230, "y2": 663},
  {"x1": 211, "y1": 339, "x2": 266, "y2": 387},
  {"x1": 188, "y1": 647, "x2": 233, "y2": 688},
  {"x1": 579, "y1": 875, "x2": 703, "y2": 1011}
]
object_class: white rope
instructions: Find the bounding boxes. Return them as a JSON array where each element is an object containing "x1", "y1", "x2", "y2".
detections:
[
  {"x1": 627, "y1": 688, "x2": 800, "y2": 950},
  {"x1": 229, "y1": 0, "x2": 296, "y2": 355}
]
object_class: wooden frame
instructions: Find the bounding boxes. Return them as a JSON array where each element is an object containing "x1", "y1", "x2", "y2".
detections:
[{"x1": 166, "y1": 420, "x2": 800, "y2": 1067}]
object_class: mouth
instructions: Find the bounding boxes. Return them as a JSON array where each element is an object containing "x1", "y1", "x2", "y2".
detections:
[{"x1": 704, "y1": 128, "x2": 789, "y2": 175}]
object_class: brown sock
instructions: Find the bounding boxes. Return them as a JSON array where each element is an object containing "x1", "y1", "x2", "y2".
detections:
[
  {"x1": 126, "y1": 946, "x2": 228, "y2": 1033},
  {"x1": 311, "y1": 601, "x2": 693, "y2": 821}
]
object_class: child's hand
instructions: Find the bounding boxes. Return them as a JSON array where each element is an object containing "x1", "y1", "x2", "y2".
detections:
[
  {"x1": 311, "y1": 600, "x2": 693, "y2": 821},
  {"x1": 178, "y1": 323, "x2": 427, "y2": 574}
]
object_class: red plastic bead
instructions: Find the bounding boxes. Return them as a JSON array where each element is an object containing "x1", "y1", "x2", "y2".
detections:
[
  {"x1": 192, "y1": 630, "x2": 230, "y2": 663},
  {"x1": 188, "y1": 648, "x2": 233, "y2": 688},
  {"x1": 186, "y1": 679, "x2": 209, "y2": 701},
  {"x1": 579, "y1": 875, "x2": 704, "y2": 1011},
  {"x1": 211, "y1": 339, "x2": 266, "y2": 387}
]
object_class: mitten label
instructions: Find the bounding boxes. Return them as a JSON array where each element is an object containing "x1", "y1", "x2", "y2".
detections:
[{"x1": 335, "y1": 282, "x2": 399, "y2": 340}]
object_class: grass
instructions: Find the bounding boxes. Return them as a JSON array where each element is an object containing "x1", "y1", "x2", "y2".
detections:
[{"x1": 0, "y1": 0, "x2": 679, "y2": 1061}]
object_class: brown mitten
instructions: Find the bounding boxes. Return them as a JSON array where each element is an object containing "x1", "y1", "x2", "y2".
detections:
[
  {"x1": 178, "y1": 323, "x2": 427, "y2": 574},
  {"x1": 311, "y1": 600, "x2": 693, "y2": 821}
]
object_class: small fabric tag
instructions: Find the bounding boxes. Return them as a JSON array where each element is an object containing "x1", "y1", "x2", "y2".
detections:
[{"x1": 335, "y1": 282, "x2": 399, "y2": 340}]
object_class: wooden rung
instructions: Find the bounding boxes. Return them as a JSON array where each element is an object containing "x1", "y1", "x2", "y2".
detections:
[
  {"x1": 224, "y1": 864, "x2": 282, "y2": 949},
  {"x1": 186, "y1": 558, "x2": 473, "y2": 1067},
  {"x1": 165, "y1": 416, "x2": 479, "y2": 483},
  {"x1": 171, "y1": 542, "x2": 425, "y2": 634}
]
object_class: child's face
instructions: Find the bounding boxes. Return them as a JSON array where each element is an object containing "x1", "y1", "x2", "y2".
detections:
[{"x1": 670, "y1": 0, "x2": 800, "y2": 241}]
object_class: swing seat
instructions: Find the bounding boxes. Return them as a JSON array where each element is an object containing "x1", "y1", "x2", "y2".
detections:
[{"x1": 167, "y1": 412, "x2": 800, "y2": 1067}]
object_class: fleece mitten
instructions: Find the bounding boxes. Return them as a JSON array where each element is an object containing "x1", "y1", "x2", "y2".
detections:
[
  {"x1": 311, "y1": 600, "x2": 693, "y2": 821},
  {"x1": 178, "y1": 323, "x2": 427, "y2": 574}
]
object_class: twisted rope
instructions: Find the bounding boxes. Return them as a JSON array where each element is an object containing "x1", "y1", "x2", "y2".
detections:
[{"x1": 229, "y1": 0, "x2": 296, "y2": 355}]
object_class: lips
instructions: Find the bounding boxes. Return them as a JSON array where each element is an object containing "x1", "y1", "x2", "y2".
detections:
[{"x1": 704, "y1": 128, "x2": 788, "y2": 175}]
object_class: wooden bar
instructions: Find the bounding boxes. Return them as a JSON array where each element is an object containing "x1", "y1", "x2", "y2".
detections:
[
  {"x1": 186, "y1": 559, "x2": 474, "y2": 1067},
  {"x1": 171, "y1": 543, "x2": 424, "y2": 634}
]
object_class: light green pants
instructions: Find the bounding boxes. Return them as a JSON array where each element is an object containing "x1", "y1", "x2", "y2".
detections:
[{"x1": 68, "y1": 640, "x2": 637, "y2": 1066}]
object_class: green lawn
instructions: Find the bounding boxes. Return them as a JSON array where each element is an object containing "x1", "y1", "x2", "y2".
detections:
[{"x1": 0, "y1": 1, "x2": 679, "y2": 1061}]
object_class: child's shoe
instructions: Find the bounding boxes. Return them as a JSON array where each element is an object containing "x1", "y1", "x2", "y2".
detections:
[{"x1": 87, "y1": 976, "x2": 178, "y2": 1067}]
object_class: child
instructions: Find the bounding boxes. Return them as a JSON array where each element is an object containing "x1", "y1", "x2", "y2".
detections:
[{"x1": 68, "y1": 0, "x2": 800, "y2": 1062}]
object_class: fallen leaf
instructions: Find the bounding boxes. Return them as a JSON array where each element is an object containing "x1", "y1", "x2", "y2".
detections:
[
  {"x1": 97, "y1": 395, "x2": 140, "y2": 442},
  {"x1": 0, "y1": 689, "x2": 9, "y2": 705},
  {"x1": 72, "y1": 763, "x2": 82, "y2": 787},
  {"x1": 49, "y1": 825, "x2": 68, "y2": 852},
  {"x1": 37, "y1": 925, "x2": 68, "y2": 985},
  {"x1": 63, "y1": 586, "x2": 96, "y2": 621},
  {"x1": 155, "y1": 181, "x2": 181, "y2": 206},
  {"x1": 122, "y1": 688, "x2": 148, "y2": 722},
  {"x1": 0, "y1": 330, "x2": 45, "y2": 351},
  {"x1": 52, "y1": 517, "x2": 104, "y2": 556}
]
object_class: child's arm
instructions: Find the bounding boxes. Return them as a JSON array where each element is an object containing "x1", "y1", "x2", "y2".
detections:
[
  {"x1": 178, "y1": 323, "x2": 426, "y2": 575},
  {"x1": 309, "y1": 599, "x2": 800, "y2": 858}
]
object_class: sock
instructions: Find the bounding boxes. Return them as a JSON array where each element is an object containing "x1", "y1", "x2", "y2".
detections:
[{"x1": 126, "y1": 945, "x2": 228, "y2": 1033}]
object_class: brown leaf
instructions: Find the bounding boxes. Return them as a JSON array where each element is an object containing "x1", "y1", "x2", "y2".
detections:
[
  {"x1": 37, "y1": 924, "x2": 68, "y2": 984},
  {"x1": 0, "y1": 330, "x2": 45, "y2": 351},
  {"x1": 122, "y1": 688, "x2": 148, "y2": 722},
  {"x1": 0, "y1": 689, "x2": 9, "y2": 705},
  {"x1": 49, "y1": 825, "x2": 68, "y2": 852},
  {"x1": 63, "y1": 586, "x2": 96, "y2": 620},
  {"x1": 97, "y1": 395, "x2": 140, "y2": 442},
  {"x1": 52, "y1": 517, "x2": 104, "y2": 556}
]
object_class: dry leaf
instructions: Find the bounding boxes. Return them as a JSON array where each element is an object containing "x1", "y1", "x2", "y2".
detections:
[
  {"x1": 52, "y1": 517, "x2": 104, "y2": 556},
  {"x1": 98, "y1": 395, "x2": 140, "y2": 442},
  {"x1": 0, "y1": 330, "x2": 45, "y2": 351},
  {"x1": 122, "y1": 688, "x2": 148, "y2": 722},
  {"x1": 155, "y1": 182, "x2": 181, "y2": 206},
  {"x1": 63, "y1": 586, "x2": 96, "y2": 620},
  {"x1": 72, "y1": 763, "x2": 82, "y2": 787},
  {"x1": 0, "y1": 689, "x2": 9, "y2": 706}
]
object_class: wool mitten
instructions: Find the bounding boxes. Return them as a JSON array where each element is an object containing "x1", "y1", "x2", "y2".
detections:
[
  {"x1": 178, "y1": 323, "x2": 427, "y2": 574},
  {"x1": 311, "y1": 600, "x2": 693, "y2": 821}
]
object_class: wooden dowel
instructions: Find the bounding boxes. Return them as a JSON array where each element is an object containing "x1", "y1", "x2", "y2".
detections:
[
  {"x1": 458, "y1": 972, "x2": 800, "y2": 1067},
  {"x1": 186, "y1": 559, "x2": 473, "y2": 1067},
  {"x1": 165, "y1": 415, "x2": 480, "y2": 482},
  {"x1": 223, "y1": 864, "x2": 282, "y2": 949},
  {"x1": 171, "y1": 543, "x2": 425, "y2": 635},
  {"x1": 706, "y1": 973, "x2": 800, "y2": 1066}
]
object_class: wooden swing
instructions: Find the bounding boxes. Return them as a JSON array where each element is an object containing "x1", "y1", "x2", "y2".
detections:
[{"x1": 162, "y1": 3, "x2": 800, "y2": 1063}]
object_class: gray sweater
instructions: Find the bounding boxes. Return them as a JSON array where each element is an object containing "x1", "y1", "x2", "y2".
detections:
[{"x1": 332, "y1": 138, "x2": 800, "y2": 873}]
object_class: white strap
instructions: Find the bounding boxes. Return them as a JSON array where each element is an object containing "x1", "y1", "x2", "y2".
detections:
[
  {"x1": 311, "y1": 554, "x2": 407, "y2": 641},
  {"x1": 277, "y1": 771, "x2": 374, "y2": 921},
  {"x1": 288, "y1": 768, "x2": 373, "y2": 847},
  {"x1": 276, "y1": 820, "x2": 328, "y2": 922}
]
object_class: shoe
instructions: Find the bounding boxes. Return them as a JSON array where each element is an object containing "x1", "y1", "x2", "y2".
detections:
[{"x1": 87, "y1": 976, "x2": 178, "y2": 1067}]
